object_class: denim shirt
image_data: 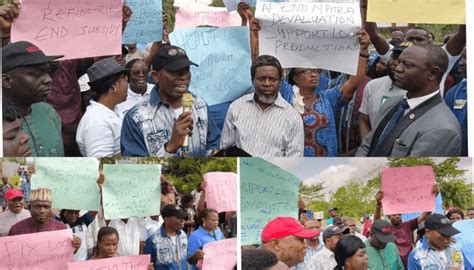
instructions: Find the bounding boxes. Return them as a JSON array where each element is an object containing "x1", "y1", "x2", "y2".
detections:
[
  {"x1": 120, "y1": 86, "x2": 220, "y2": 157},
  {"x1": 408, "y1": 237, "x2": 465, "y2": 270},
  {"x1": 144, "y1": 225, "x2": 188, "y2": 270}
]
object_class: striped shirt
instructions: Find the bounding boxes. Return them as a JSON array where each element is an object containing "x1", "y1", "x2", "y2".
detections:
[
  {"x1": 221, "y1": 93, "x2": 304, "y2": 157},
  {"x1": 407, "y1": 238, "x2": 464, "y2": 270}
]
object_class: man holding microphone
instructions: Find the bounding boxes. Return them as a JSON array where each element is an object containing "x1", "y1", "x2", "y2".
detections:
[{"x1": 121, "y1": 45, "x2": 220, "y2": 157}]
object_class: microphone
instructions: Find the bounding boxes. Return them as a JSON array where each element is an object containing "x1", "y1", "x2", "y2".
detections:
[{"x1": 181, "y1": 93, "x2": 193, "y2": 153}]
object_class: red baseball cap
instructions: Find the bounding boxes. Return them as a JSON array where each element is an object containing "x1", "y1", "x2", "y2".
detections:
[
  {"x1": 5, "y1": 189, "x2": 24, "y2": 201},
  {"x1": 261, "y1": 217, "x2": 319, "y2": 243}
]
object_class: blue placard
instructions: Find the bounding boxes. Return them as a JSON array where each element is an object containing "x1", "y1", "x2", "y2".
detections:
[{"x1": 122, "y1": 0, "x2": 163, "y2": 44}]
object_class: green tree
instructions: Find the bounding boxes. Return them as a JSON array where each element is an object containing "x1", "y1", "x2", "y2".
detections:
[
  {"x1": 299, "y1": 182, "x2": 325, "y2": 205},
  {"x1": 332, "y1": 181, "x2": 377, "y2": 218}
]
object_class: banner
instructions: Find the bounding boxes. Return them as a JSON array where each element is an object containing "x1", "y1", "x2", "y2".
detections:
[
  {"x1": 240, "y1": 158, "x2": 300, "y2": 245},
  {"x1": 102, "y1": 164, "x2": 161, "y2": 220},
  {"x1": 204, "y1": 172, "x2": 237, "y2": 213},
  {"x1": 202, "y1": 238, "x2": 237, "y2": 270},
  {"x1": 175, "y1": 6, "x2": 241, "y2": 30},
  {"x1": 11, "y1": 0, "x2": 122, "y2": 60},
  {"x1": 67, "y1": 255, "x2": 150, "y2": 270},
  {"x1": 170, "y1": 26, "x2": 252, "y2": 106},
  {"x1": 0, "y1": 229, "x2": 74, "y2": 270},
  {"x1": 31, "y1": 158, "x2": 100, "y2": 211},
  {"x1": 255, "y1": 1, "x2": 361, "y2": 75}
]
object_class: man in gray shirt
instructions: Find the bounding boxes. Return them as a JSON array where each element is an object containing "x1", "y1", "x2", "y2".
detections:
[{"x1": 221, "y1": 55, "x2": 304, "y2": 157}]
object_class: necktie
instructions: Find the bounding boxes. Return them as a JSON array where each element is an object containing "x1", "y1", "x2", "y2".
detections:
[{"x1": 376, "y1": 99, "x2": 409, "y2": 147}]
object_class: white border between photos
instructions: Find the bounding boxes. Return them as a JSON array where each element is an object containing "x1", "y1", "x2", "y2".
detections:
[
  {"x1": 236, "y1": 157, "x2": 242, "y2": 270},
  {"x1": 467, "y1": 0, "x2": 472, "y2": 157}
]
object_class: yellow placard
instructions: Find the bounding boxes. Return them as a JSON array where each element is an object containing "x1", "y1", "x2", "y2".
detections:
[{"x1": 367, "y1": 0, "x2": 465, "y2": 24}]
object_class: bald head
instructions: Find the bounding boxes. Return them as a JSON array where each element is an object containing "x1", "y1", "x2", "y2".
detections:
[{"x1": 303, "y1": 220, "x2": 320, "y2": 230}]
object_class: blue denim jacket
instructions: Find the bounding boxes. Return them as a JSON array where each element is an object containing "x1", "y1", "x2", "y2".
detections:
[
  {"x1": 144, "y1": 225, "x2": 188, "y2": 270},
  {"x1": 120, "y1": 86, "x2": 220, "y2": 157}
]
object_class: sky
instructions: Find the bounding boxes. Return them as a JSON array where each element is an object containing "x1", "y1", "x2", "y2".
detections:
[{"x1": 266, "y1": 157, "x2": 473, "y2": 195}]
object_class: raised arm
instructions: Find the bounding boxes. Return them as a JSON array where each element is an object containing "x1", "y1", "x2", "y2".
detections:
[
  {"x1": 359, "y1": 0, "x2": 390, "y2": 55},
  {"x1": 0, "y1": 0, "x2": 20, "y2": 46},
  {"x1": 445, "y1": 25, "x2": 466, "y2": 56},
  {"x1": 374, "y1": 190, "x2": 383, "y2": 220},
  {"x1": 339, "y1": 30, "x2": 370, "y2": 100}
]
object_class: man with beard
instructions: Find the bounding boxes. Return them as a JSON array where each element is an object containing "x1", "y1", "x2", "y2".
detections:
[
  {"x1": 121, "y1": 45, "x2": 220, "y2": 157},
  {"x1": 358, "y1": 42, "x2": 411, "y2": 139},
  {"x1": 2, "y1": 41, "x2": 64, "y2": 156},
  {"x1": 8, "y1": 188, "x2": 81, "y2": 252},
  {"x1": 261, "y1": 217, "x2": 320, "y2": 269},
  {"x1": 408, "y1": 214, "x2": 464, "y2": 269},
  {"x1": 0, "y1": 189, "x2": 30, "y2": 236},
  {"x1": 371, "y1": 185, "x2": 438, "y2": 268},
  {"x1": 221, "y1": 55, "x2": 304, "y2": 157},
  {"x1": 356, "y1": 44, "x2": 461, "y2": 157},
  {"x1": 144, "y1": 204, "x2": 189, "y2": 270}
]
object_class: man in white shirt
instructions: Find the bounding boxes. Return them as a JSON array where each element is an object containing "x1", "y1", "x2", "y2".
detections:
[
  {"x1": 0, "y1": 189, "x2": 30, "y2": 236},
  {"x1": 306, "y1": 226, "x2": 349, "y2": 269},
  {"x1": 108, "y1": 217, "x2": 148, "y2": 256},
  {"x1": 221, "y1": 55, "x2": 304, "y2": 157}
]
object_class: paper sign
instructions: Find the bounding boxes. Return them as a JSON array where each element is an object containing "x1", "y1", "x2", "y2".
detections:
[
  {"x1": 255, "y1": 1, "x2": 361, "y2": 75},
  {"x1": 122, "y1": 0, "x2": 163, "y2": 44},
  {"x1": 11, "y1": 0, "x2": 122, "y2": 60},
  {"x1": 31, "y1": 158, "x2": 100, "y2": 211},
  {"x1": 175, "y1": 6, "x2": 241, "y2": 30},
  {"x1": 367, "y1": 0, "x2": 465, "y2": 25},
  {"x1": 402, "y1": 193, "x2": 443, "y2": 222},
  {"x1": 204, "y1": 172, "x2": 237, "y2": 213},
  {"x1": 314, "y1": 211, "x2": 324, "y2": 220},
  {"x1": 170, "y1": 27, "x2": 252, "y2": 106},
  {"x1": 453, "y1": 220, "x2": 474, "y2": 266},
  {"x1": 202, "y1": 238, "x2": 237, "y2": 270},
  {"x1": 102, "y1": 164, "x2": 161, "y2": 220},
  {"x1": 0, "y1": 229, "x2": 74, "y2": 270},
  {"x1": 381, "y1": 166, "x2": 436, "y2": 215},
  {"x1": 67, "y1": 255, "x2": 150, "y2": 270},
  {"x1": 240, "y1": 158, "x2": 300, "y2": 245}
]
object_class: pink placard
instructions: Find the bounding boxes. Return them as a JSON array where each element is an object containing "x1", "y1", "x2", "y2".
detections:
[
  {"x1": 67, "y1": 255, "x2": 150, "y2": 270},
  {"x1": 175, "y1": 6, "x2": 241, "y2": 30},
  {"x1": 0, "y1": 229, "x2": 74, "y2": 270},
  {"x1": 11, "y1": 0, "x2": 122, "y2": 60},
  {"x1": 204, "y1": 172, "x2": 237, "y2": 213},
  {"x1": 381, "y1": 166, "x2": 436, "y2": 215},
  {"x1": 202, "y1": 238, "x2": 237, "y2": 270}
]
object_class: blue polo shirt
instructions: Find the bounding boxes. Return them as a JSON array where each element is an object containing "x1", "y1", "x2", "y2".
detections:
[
  {"x1": 144, "y1": 225, "x2": 188, "y2": 270},
  {"x1": 444, "y1": 79, "x2": 467, "y2": 156},
  {"x1": 187, "y1": 226, "x2": 224, "y2": 270}
]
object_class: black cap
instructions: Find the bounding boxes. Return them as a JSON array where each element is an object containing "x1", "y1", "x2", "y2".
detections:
[
  {"x1": 151, "y1": 45, "x2": 197, "y2": 71},
  {"x1": 1, "y1": 41, "x2": 63, "y2": 73},
  {"x1": 161, "y1": 204, "x2": 188, "y2": 219},
  {"x1": 333, "y1": 216, "x2": 343, "y2": 225},
  {"x1": 87, "y1": 57, "x2": 129, "y2": 85},
  {"x1": 425, "y1": 214, "x2": 460, "y2": 237},
  {"x1": 372, "y1": 220, "x2": 396, "y2": 244},
  {"x1": 328, "y1": 207, "x2": 338, "y2": 213},
  {"x1": 391, "y1": 41, "x2": 414, "y2": 53},
  {"x1": 322, "y1": 226, "x2": 350, "y2": 239}
]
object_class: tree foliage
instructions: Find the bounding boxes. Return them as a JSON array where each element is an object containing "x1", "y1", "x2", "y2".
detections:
[{"x1": 299, "y1": 181, "x2": 325, "y2": 205}]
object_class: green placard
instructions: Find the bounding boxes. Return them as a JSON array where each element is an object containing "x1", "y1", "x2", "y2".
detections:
[
  {"x1": 102, "y1": 164, "x2": 161, "y2": 220},
  {"x1": 31, "y1": 158, "x2": 100, "y2": 211},
  {"x1": 240, "y1": 158, "x2": 300, "y2": 245}
]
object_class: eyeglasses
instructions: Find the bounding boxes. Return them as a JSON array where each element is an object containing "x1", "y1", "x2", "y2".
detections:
[
  {"x1": 131, "y1": 69, "x2": 149, "y2": 76},
  {"x1": 296, "y1": 68, "x2": 321, "y2": 75}
]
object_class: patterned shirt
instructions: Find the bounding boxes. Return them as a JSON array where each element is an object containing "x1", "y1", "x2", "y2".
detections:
[
  {"x1": 221, "y1": 92, "x2": 304, "y2": 157},
  {"x1": 306, "y1": 246, "x2": 337, "y2": 270},
  {"x1": 120, "y1": 86, "x2": 220, "y2": 157},
  {"x1": 293, "y1": 244, "x2": 319, "y2": 270},
  {"x1": 22, "y1": 102, "x2": 64, "y2": 157},
  {"x1": 0, "y1": 209, "x2": 31, "y2": 236},
  {"x1": 408, "y1": 238, "x2": 465, "y2": 270},
  {"x1": 8, "y1": 217, "x2": 67, "y2": 235},
  {"x1": 144, "y1": 225, "x2": 188, "y2": 270}
]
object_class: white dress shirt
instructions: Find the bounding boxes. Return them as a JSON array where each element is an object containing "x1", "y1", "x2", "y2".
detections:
[
  {"x1": 306, "y1": 246, "x2": 337, "y2": 270},
  {"x1": 108, "y1": 217, "x2": 147, "y2": 256},
  {"x1": 115, "y1": 83, "x2": 154, "y2": 119},
  {"x1": 76, "y1": 101, "x2": 123, "y2": 157}
]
